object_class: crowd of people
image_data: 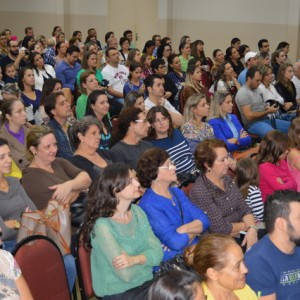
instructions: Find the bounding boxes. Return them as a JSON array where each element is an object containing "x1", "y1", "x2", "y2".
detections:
[{"x1": 0, "y1": 25, "x2": 300, "y2": 300}]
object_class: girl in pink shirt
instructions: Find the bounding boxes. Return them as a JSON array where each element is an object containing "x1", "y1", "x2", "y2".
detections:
[{"x1": 257, "y1": 130, "x2": 297, "y2": 202}]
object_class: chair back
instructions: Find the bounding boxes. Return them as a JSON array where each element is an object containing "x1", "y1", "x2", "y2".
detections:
[
  {"x1": 13, "y1": 235, "x2": 71, "y2": 300},
  {"x1": 75, "y1": 227, "x2": 95, "y2": 300}
]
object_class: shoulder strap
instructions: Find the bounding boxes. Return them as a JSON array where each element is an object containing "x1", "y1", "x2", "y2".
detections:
[{"x1": 170, "y1": 188, "x2": 184, "y2": 225}]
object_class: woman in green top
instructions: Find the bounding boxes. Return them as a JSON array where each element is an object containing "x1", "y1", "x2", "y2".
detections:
[
  {"x1": 76, "y1": 70, "x2": 100, "y2": 119},
  {"x1": 179, "y1": 41, "x2": 193, "y2": 72},
  {"x1": 82, "y1": 163, "x2": 163, "y2": 299},
  {"x1": 76, "y1": 50, "x2": 103, "y2": 87}
]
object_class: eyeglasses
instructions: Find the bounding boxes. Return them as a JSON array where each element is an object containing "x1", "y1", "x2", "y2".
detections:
[
  {"x1": 159, "y1": 161, "x2": 176, "y2": 170},
  {"x1": 135, "y1": 119, "x2": 148, "y2": 124}
]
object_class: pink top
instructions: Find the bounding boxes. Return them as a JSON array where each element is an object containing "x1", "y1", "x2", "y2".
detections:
[
  {"x1": 287, "y1": 156, "x2": 300, "y2": 192},
  {"x1": 258, "y1": 160, "x2": 297, "y2": 202}
]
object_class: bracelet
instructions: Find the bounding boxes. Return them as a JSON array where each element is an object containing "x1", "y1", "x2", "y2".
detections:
[
  {"x1": 14, "y1": 220, "x2": 20, "y2": 229},
  {"x1": 247, "y1": 225, "x2": 258, "y2": 232}
]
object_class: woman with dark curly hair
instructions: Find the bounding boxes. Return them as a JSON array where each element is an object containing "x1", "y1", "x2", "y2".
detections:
[
  {"x1": 189, "y1": 139, "x2": 258, "y2": 249},
  {"x1": 137, "y1": 148, "x2": 209, "y2": 262},
  {"x1": 147, "y1": 105, "x2": 196, "y2": 176},
  {"x1": 257, "y1": 130, "x2": 297, "y2": 202},
  {"x1": 81, "y1": 163, "x2": 163, "y2": 299}
]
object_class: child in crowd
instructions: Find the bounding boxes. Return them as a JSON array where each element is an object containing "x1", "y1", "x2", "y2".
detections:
[
  {"x1": 123, "y1": 62, "x2": 145, "y2": 97},
  {"x1": 235, "y1": 158, "x2": 265, "y2": 226},
  {"x1": 140, "y1": 53, "x2": 153, "y2": 79},
  {"x1": 4, "y1": 63, "x2": 17, "y2": 84}
]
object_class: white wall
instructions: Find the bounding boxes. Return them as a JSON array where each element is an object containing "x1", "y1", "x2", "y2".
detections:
[{"x1": 0, "y1": 0, "x2": 300, "y2": 60}]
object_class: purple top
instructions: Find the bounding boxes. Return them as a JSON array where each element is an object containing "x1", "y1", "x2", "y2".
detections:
[{"x1": 5, "y1": 123, "x2": 25, "y2": 145}]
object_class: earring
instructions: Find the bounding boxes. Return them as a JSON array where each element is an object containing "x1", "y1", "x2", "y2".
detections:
[{"x1": 207, "y1": 168, "x2": 210, "y2": 172}]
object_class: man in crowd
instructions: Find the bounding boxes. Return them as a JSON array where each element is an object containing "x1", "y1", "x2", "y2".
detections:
[
  {"x1": 258, "y1": 38, "x2": 270, "y2": 54},
  {"x1": 144, "y1": 74, "x2": 182, "y2": 127},
  {"x1": 102, "y1": 47, "x2": 129, "y2": 116},
  {"x1": 44, "y1": 92, "x2": 74, "y2": 160},
  {"x1": 235, "y1": 67, "x2": 290, "y2": 137},
  {"x1": 0, "y1": 40, "x2": 27, "y2": 81},
  {"x1": 55, "y1": 45, "x2": 81, "y2": 93},
  {"x1": 238, "y1": 52, "x2": 259, "y2": 85},
  {"x1": 246, "y1": 190, "x2": 300, "y2": 300}
]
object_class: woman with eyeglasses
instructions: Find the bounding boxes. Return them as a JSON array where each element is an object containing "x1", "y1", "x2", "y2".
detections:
[
  {"x1": 137, "y1": 148, "x2": 209, "y2": 262},
  {"x1": 0, "y1": 99, "x2": 30, "y2": 171},
  {"x1": 146, "y1": 106, "x2": 197, "y2": 178},
  {"x1": 82, "y1": 163, "x2": 163, "y2": 299}
]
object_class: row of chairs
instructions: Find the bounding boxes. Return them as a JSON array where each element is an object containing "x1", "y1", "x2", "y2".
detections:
[{"x1": 12, "y1": 227, "x2": 96, "y2": 300}]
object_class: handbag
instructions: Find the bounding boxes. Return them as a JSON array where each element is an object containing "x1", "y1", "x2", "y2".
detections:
[{"x1": 17, "y1": 200, "x2": 71, "y2": 255}]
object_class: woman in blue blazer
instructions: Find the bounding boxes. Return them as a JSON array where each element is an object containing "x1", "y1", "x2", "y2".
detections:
[{"x1": 207, "y1": 91, "x2": 251, "y2": 153}]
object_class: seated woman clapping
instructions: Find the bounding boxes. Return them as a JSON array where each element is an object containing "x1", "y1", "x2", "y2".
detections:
[
  {"x1": 81, "y1": 163, "x2": 163, "y2": 299},
  {"x1": 137, "y1": 148, "x2": 210, "y2": 262}
]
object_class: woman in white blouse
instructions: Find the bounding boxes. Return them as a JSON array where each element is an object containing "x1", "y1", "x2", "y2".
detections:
[{"x1": 30, "y1": 52, "x2": 56, "y2": 91}]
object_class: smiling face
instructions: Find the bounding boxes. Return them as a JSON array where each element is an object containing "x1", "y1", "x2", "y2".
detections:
[
  {"x1": 224, "y1": 63, "x2": 233, "y2": 77},
  {"x1": 91, "y1": 94, "x2": 110, "y2": 119},
  {"x1": 215, "y1": 51, "x2": 224, "y2": 63},
  {"x1": 170, "y1": 56, "x2": 181, "y2": 71},
  {"x1": 0, "y1": 144, "x2": 12, "y2": 175},
  {"x1": 115, "y1": 170, "x2": 141, "y2": 202},
  {"x1": 32, "y1": 133, "x2": 58, "y2": 165}
]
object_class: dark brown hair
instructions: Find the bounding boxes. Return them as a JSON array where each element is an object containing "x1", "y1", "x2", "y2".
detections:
[
  {"x1": 194, "y1": 138, "x2": 227, "y2": 173},
  {"x1": 147, "y1": 106, "x2": 173, "y2": 140},
  {"x1": 137, "y1": 148, "x2": 169, "y2": 188},
  {"x1": 235, "y1": 158, "x2": 259, "y2": 198},
  {"x1": 256, "y1": 130, "x2": 288, "y2": 165}
]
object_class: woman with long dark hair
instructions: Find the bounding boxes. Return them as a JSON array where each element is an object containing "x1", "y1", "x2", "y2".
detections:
[{"x1": 81, "y1": 163, "x2": 163, "y2": 299}]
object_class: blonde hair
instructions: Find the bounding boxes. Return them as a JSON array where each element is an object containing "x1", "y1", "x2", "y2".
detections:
[
  {"x1": 182, "y1": 93, "x2": 206, "y2": 126},
  {"x1": 208, "y1": 90, "x2": 231, "y2": 120}
]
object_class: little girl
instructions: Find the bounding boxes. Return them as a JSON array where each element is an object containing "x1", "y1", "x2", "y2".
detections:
[
  {"x1": 235, "y1": 158, "x2": 265, "y2": 226},
  {"x1": 123, "y1": 62, "x2": 145, "y2": 97},
  {"x1": 140, "y1": 53, "x2": 153, "y2": 79}
]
